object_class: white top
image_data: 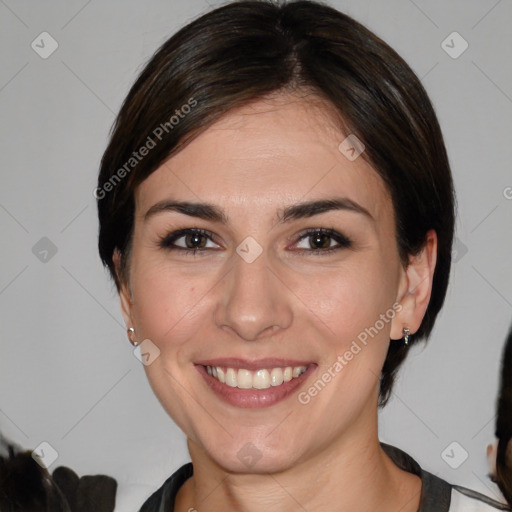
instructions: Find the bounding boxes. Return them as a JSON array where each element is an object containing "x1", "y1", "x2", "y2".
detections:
[{"x1": 450, "y1": 486, "x2": 509, "y2": 511}]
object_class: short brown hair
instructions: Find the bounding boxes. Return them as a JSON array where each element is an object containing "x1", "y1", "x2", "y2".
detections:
[{"x1": 97, "y1": 0, "x2": 455, "y2": 406}]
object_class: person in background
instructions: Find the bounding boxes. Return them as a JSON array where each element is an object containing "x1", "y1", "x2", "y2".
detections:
[
  {"x1": 0, "y1": 433, "x2": 117, "y2": 512},
  {"x1": 488, "y1": 324, "x2": 512, "y2": 506}
]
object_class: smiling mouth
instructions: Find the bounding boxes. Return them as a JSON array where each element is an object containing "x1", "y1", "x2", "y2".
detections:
[
  {"x1": 204, "y1": 365, "x2": 308, "y2": 390},
  {"x1": 196, "y1": 361, "x2": 316, "y2": 408}
]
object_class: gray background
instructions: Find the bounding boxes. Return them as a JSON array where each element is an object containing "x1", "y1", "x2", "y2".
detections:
[{"x1": 1, "y1": 0, "x2": 511, "y2": 509}]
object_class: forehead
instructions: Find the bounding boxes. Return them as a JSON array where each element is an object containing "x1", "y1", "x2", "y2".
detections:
[{"x1": 135, "y1": 93, "x2": 391, "y2": 224}]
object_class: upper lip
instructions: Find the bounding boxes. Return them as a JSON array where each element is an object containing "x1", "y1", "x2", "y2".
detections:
[{"x1": 195, "y1": 358, "x2": 315, "y2": 371}]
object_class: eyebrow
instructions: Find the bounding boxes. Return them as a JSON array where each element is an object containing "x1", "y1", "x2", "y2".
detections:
[{"x1": 143, "y1": 197, "x2": 373, "y2": 224}]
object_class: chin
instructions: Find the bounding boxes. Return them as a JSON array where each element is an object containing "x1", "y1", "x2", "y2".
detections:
[
  {"x1": 215, "y1": 449, "x2": 297, "y2": 475},
  {"x1": 199, "y1": 434, "x2": 302, "y2": 475}
]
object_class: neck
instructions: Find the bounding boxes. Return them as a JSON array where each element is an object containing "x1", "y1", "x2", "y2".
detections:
[{"x1": 175, "y1": 404, "x2": 421, "y2": 512}]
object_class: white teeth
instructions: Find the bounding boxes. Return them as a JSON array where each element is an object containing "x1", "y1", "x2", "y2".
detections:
[
  {"x1": 292, "y1": 366, "x2": 304, "y2": 378},
  {"x1": 205, "y1": 365, "x2": 307, "y2": 389},
  {"x1": 225, "y1": 368, "x2": 237, "y2": 387},
  {"x1": 253, "y1": 369, "x2": 270, "y2": 389},
  {"x1": 237, "y1": 369, "x2": 252, "y2": 389},
  {"x1": 270, "y1": 368, "x2": 284, "y2": 386}
]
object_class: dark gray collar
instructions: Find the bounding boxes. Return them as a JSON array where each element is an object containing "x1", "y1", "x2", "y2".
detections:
[{"x1": 381, "y1": 442, "x2": 452, "y2": 511}]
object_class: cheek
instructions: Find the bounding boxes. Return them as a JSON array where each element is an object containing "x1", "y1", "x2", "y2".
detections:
[
  {"x1": 302, "y1": 261, "x2": 399, "y2": 400},
  {"x1": 128, "y1": 262, "x2": 214, "y2": 433},
  {"x1": 297, "y1": 258, "x2": 397, "y2": 338},
  {"x1": 130, "y1": 260, "x2": 206, "y2": 353}
]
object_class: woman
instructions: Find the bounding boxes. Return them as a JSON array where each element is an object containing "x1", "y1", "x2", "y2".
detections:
[{"x1": 96, "y1": 1, "x2": 510, "y2": 510}]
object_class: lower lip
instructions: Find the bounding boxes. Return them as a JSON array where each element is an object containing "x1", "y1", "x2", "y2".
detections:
[{"x1": 196, "y1": 365, "x2": 316, "y2": 408}]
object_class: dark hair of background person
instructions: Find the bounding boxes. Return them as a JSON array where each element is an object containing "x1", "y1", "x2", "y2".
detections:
[
  {"x1": 495, "y1": 324, "x2": 512, "y2": 505},
  {"x1": 0, "y1": 434, "x2": 117, "y2": 512},
  {"x1": 97, "y1": 0, "x2": 455, "y2": 406}
]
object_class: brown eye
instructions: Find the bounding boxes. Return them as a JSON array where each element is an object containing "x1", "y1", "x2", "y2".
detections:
[
  {"x1": 294, "y1": 228, "x2": 352, "y2": 254},
  {"x1": 309, "y1": 232, "x2": 332, "y2": 250},
  {"x1": 183, "y1": 232, "x2": 207, "y2": 249},
  {"x1": 159, "y1": 228, "x2": 219, "y2": 254}
]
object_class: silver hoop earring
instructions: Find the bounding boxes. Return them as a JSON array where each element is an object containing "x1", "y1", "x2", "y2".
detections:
[
  {"x1": 403, "y1": 328, "x2": 410, "y2": 346},
  {"x1": 127, "y1": 327, "x2": 139, "y2": 347}
]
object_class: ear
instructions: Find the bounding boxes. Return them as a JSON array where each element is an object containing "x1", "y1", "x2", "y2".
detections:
[
  {"x1": 487, "y1": 440, "x2": 498, "y2": 481},
  {"x1": 113, "y1": 249, "x2": 134, "y2": 329},
  {"x1": 390, "y1": 230, "x2": 437, "y2": 340}
]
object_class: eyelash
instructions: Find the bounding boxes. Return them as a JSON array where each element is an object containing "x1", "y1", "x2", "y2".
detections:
[{"x1": 158, "y1": 227, "x2": 352, "y2": 256}]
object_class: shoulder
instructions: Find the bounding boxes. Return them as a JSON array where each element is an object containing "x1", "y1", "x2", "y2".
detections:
[
  {"x1": 417, "y1": 469, "x2": 509, "y2": 511},
  {"x1": 449, "y1": 485, "x2": 510, "y2": 511},
  {"x1": 381, "y1": 443, "x2": 510, "y2": 512}
]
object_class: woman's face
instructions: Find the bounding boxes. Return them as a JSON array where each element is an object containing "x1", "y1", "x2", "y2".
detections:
[{"x1": 119, "y1": 93, "x2": 413, "y2": 473}]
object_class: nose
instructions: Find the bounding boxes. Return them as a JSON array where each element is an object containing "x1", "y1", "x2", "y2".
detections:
[{"x1": 213, "y1": 246, "x2": 293, "y2": 342}]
